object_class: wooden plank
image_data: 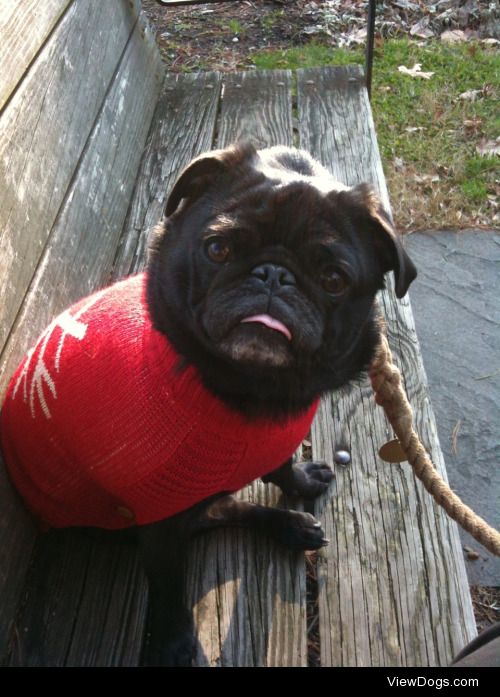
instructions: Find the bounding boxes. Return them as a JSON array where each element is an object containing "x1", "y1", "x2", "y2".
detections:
[
  {"x1": 112, "y1": 71, "x2": 223, "y2": 281},
  {"x1": 0, "y1": 0, "x2": 72, "y2": 111},
  {"x1": 0, "y1": 456, "x2": 38, "y2": 664},
  {"x1": 7, "y1": 530, "x2": 148, "y2": 667},
  {"x1": 189, "y1": 486, "x2": 308, "y2": 667},
  {"x1": 1, "y1": 12, "x2": 162, "y2": 667},
  {"x1": 297, "y1": 65, "x2": 476, "y2": 666},
  {"x1": 0, "y1": 17, "x2": 162, "y2": 395},
  {"x1": 0, "y1": 0, "x2": 140, "y2": 357},
  {"x1": 216, "y1": 70, "x2": 294, "y2": 149},
  {"x1": 183, "y1": 70, "x2": 309, "y2": 667}
]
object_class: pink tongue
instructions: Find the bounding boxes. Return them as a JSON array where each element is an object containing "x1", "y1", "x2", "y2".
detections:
[{"x1": 241, "y1": 314, "x2": 292, "y2": 341}]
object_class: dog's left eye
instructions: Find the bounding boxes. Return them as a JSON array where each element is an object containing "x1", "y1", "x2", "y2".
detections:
[
  {"x1": 320, "y1": 268, "x2": 349, "y2": 296},
  {"x1": 204, "y1": 236, "x2": 232, "y2": 264}
]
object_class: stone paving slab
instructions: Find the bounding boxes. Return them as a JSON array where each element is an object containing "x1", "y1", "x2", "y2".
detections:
[{"x1": 405, "y1": 230, "x2": 500, "y2": 586}]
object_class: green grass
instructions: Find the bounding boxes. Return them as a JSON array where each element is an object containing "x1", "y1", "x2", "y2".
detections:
[
  {"x1": 253, "y1": 42, "x2": 364, "y2": 71},
  {"x1": 261, "y1": 10, "x2": 285, "y2": 33},
  {"x1": 173, "y1": 22, "x2": 193, "y2": 32},
  {"x1": 226, "y1": 19, "x2": 244, "y2": 35},
  {"x1": 252, "y1": 39, "x2": 499, "y2": 230}
]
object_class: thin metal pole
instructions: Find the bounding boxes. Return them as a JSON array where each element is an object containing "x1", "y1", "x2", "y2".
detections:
[{"x1": 365, "y1": 0, "x2": 377, "y2": 100}]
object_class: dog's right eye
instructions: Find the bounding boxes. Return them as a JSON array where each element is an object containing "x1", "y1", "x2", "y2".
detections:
[
  {"x1": 204, "y1": 236, "x2": 232, "y2": 264},
  {"x1": 319, "y1": 267, "x2": 349, "y2": 297}
]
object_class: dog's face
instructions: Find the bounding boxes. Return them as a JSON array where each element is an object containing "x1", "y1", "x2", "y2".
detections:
[{"x1": 147, "y1": 144, "x2": 416, "y2": 416}]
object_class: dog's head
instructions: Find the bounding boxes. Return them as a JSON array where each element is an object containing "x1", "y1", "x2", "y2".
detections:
[{"x1": 147, "y1": 143, "x2": 416, "y2": 416}]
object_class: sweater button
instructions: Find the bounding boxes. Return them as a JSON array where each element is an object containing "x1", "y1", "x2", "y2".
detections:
[{"x1": 116, "y1": 506, "x2": 135, "y2": 521}]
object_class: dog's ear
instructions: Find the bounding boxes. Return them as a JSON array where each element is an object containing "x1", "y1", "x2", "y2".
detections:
[
  {"x1": 165, "y1": 143, "x2": 256, "y2": 217},
  {"x1": 341, "y1": 183, "x2": 417, "y2": 298}
]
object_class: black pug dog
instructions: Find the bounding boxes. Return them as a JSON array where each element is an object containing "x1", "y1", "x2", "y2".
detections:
[{"x1": 1, "y1": 143, "x2": 416, "y2": 666}]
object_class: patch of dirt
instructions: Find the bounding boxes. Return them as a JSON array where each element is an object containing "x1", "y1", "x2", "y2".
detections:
[
  {"x1": 471, "y1": 585, "x2": 500, "y2": 635},
  {"x1": 142, "y1": 0, "x2": 315, "y2": 72},
  {"x1": 142, "y1": 1, "x2": 499, "y2": 72}
]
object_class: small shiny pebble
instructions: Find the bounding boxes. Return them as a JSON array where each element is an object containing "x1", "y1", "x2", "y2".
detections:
[{"x1": 334, "y1": 449, "x2": 351, "y2": 466}]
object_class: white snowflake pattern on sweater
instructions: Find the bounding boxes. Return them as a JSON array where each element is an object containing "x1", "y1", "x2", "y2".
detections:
[{"x1": 12, "y1": 291, "x2": 106, "y2": 419}]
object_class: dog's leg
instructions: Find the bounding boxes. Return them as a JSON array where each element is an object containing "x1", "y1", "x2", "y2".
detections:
[
  {"x1": 195, "y1": 492, "x2": 329, "y2": 550},
  {"x1": 262, "y1": 457, "x2": 334, "y2": 499},
  {"x1": 137, "y1": 491, "x2": 328, "y2": 665},
  {"x1": 137, "y1": 504, "x2": 206, "y2": 667}
]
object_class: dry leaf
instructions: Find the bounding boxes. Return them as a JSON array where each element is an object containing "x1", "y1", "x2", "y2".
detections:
[
  {"x1": 458, "y1": 89, "x2": 483, "y2": 101},
  {"x1": 414, "y1": 174, "x2": 440, "y2": 184},
  {"x1": 441, "y1": 30, "x2": 468, "y2": 43},
  {"x1": 476, "y1": 138, "x2": 500, "y2": 157},
  {"x1": 395, "y1": 0, "x2": 420, "y2": 10},
  {"x1": 464, "y1": 545, "x2": 480, "y2": 561},
  {"x1": 410, "y1": 18, "x2": 434, "y2": 39},
  {"x1": 303, "y1": 25, "x2": 324, "y2": 35},
  {"x1": 405, "y1": 126, "x2": 425, "y2": 133},
  {"x1": 463, "y1": 118, "x2": 482, "y2": 133},
  {"x1": 398, "y1": 64, "x2": 434, "y2": 79},
  {"x1": 348, "y1": 27, "x2": 367, "y2": 44}
]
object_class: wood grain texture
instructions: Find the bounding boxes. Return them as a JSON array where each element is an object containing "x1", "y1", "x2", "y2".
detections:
[
  {"x1": 1, "y1": 5, "x2": 161, "y2": 667},
  {"x1": 0, "y1": 0, "x2": 72, "y2": 111},
  {"x1": 216, "y1": 71, "x2": 294, "y2": 149},
  {"x1": 184, "y1": 69, "x2": 309, "y2": 667},
  {"x1": 189, "y1": 485, "x2": 308, "y2": 667},
  {"x1": 0, "y1": 16, "x2": 162, "y2": 395},
  {"x1": 297, "y1": 65, "x2": 476, "y2": 666},
  {"x1": 8, "y1": 530, "x2": 148, "y2": 667},
  {"x1": 0, "y1": 0, "x2": 139, "y2": 356},
  {"x1": 112, "y1": 71, "x2": 223, "y2": 281}
]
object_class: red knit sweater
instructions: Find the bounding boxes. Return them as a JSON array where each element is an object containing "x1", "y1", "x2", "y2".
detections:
[{"x1": 1, "y1": 274, "x2": 318, "y2": 529}]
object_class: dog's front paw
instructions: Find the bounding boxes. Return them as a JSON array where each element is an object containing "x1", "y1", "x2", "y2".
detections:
[
  {"x1": 271, "y1": 510, "x2": 329, "y2": 550},
  {"x1": 287, "y1": 460, "x2": 334, "y2": 499}
]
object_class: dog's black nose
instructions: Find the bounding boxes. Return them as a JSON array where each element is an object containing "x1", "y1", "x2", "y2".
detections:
[{"x1": 251, "y1": 264, "x2": 296, "y2": 288}]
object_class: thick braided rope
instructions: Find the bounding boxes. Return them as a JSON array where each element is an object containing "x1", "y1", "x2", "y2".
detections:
[{"x1": 370, "y1": 332, "x2": 500, "y2": 557}]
